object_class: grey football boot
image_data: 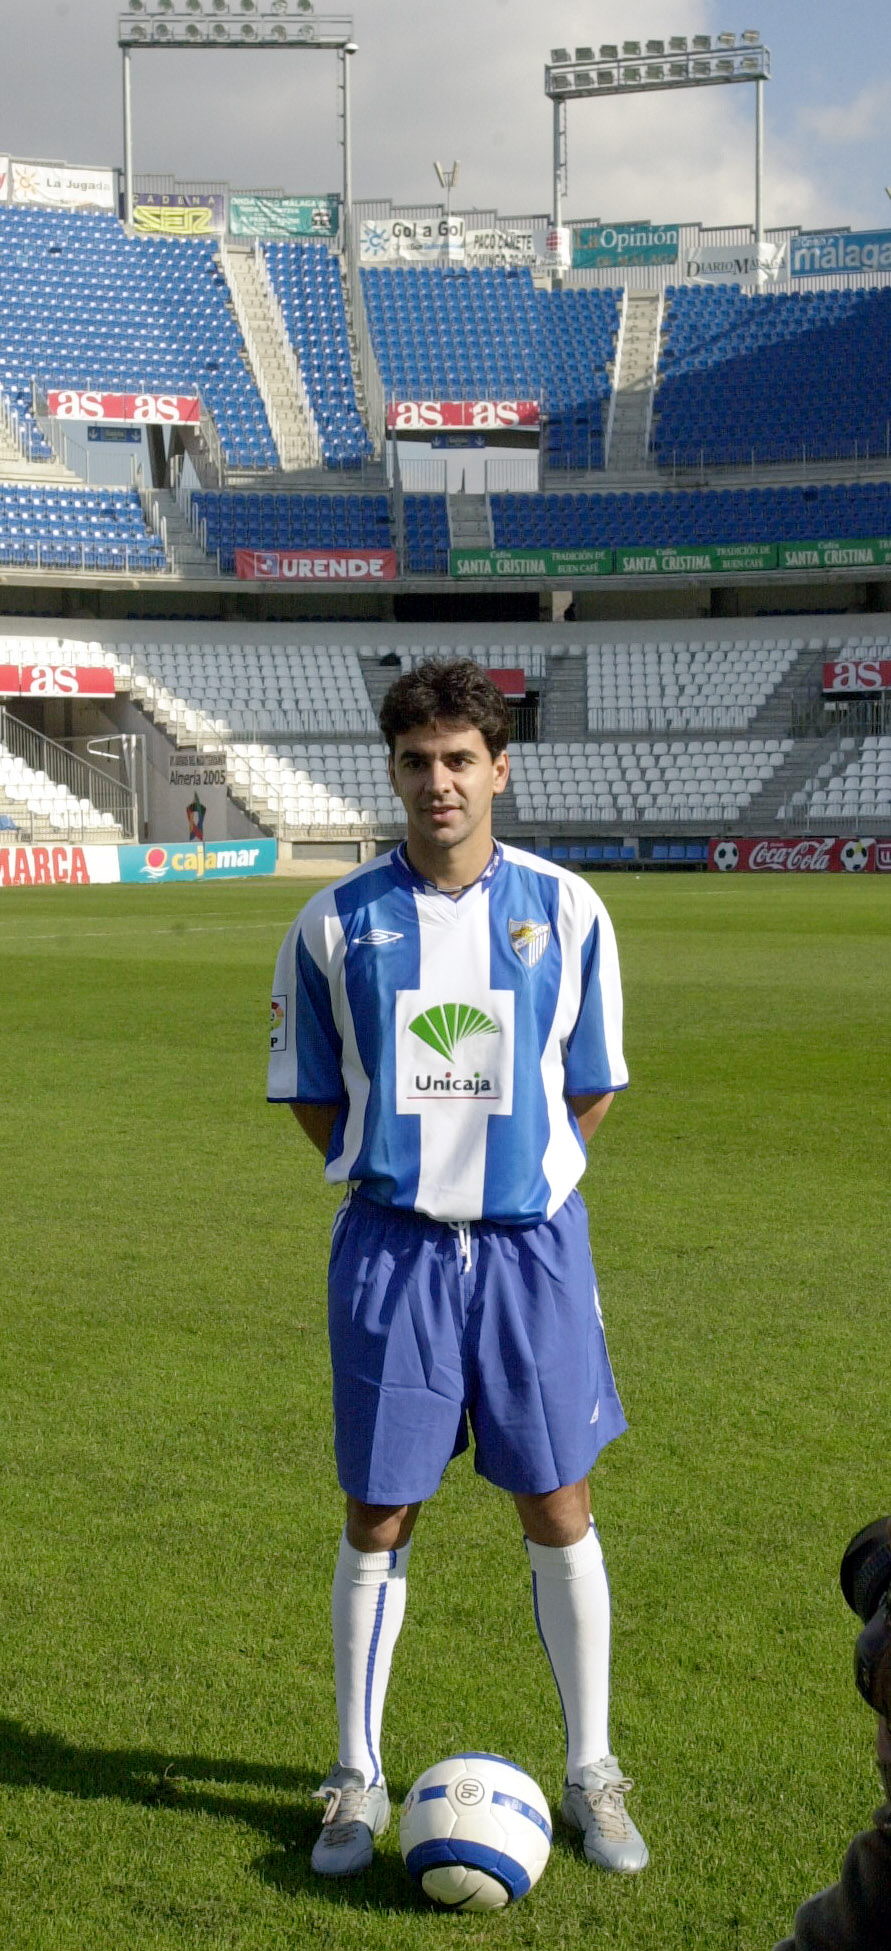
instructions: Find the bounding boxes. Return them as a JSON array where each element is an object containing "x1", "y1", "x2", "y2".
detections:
[
  {"x1": 310, "y1": 1763, "x2": 391, "y2": 1877},
  {"x1": 561, "y1": 1756, "x2": 649, "y2": 1873}
]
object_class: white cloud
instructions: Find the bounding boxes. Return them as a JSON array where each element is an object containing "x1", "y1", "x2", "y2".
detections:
[{"x1": 797, "y1": 81, "x2": 891, "y2": 147}]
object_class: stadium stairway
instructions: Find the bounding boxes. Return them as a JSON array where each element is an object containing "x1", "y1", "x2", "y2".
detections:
[
  {"x1": 605, "y1": 293, "x2": 661, "y2": 473},
  {"x1": 220, "y1": 244, "x2": 320, "y2": 474},
  {"x1": 540, "y1": 653, "x2": 587, "y2": 738},
  {"x1": 151, "y1": 489, "x2": 221, "y2": 580},
  {"x1": 447, "y1": 493, "x2": 491, "y2": 550},
  {"x1": 746, "y1": 731, "x2": 840, "y2": 827}
]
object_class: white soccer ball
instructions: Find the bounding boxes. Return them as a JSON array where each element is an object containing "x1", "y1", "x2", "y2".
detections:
[
  {"x1": 840, "y1": 837, "x2": 871, "y2": 872},
  {"x1": 400, "y1": 1752, "x2": 552, "y2": 1910},
  {"x1": 713, "y1": 839, "x2": 739, "y2": 872}
]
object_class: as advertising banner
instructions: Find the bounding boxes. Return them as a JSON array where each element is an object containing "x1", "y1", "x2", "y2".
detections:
[
  {"x1": 119, "y1": 841, "x2": 277, "y2": 883},
  {"x1": 360, "y1": 217, "x2": 464, "y2": 263},
  {"x1": 777, "y1": 539, "x2": 891, "y2": 571},
  {"x1": 823, "y1": 659, "x2": 891, "y2": 693},
  {"x1": 45, "y1": 390, "x2": 200, "y2": 425},
  {"x1": 709, "y1": 836, "x2": 891, "y2": 874},
  {"x1": 573, "y1": 222, "x2": 679, "y2": 270},
  {"x1": 388, "y1": 400, "x2": 540, "y2": 431},
  {"x1": 0, "y1": 664, "x2": 115, "y2": 697},
  {"x1": 683, "y1": 241, "x2": 787, "y2": 283},
  {"x1": 790, "y1": 229, "x2": 891, "y2": 278},
  {"x1": 235, "y1": 548, "x2": 398, "y2": 582},
  {"x1": 451, "y1": 547, "x2": 612, "y2": 579},
  {"x1": 10, "y1": 159, "x2": 115, "y2": 212},
  {"x1": 132, "y1": 194, "x2": 225, "y2": 237},
  {"x1": 230, "y1": 193, "x2": 339, "y2": 239},
  {"x1": 0, "y1": 844, "x2": 120, "y2": 888}
]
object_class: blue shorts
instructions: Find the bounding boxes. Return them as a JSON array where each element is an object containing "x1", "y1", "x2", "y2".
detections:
[{"x1": 327, "y1": 1188, "x2": 627, "y2": 1504}]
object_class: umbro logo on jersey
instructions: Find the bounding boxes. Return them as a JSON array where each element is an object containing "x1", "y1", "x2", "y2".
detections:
[
  {"x1": 508, "y1": 918, "x2": 551, "y2": 967},
  {"x1": 354, "y1": 929, "x2": 404, "y2": 946}
]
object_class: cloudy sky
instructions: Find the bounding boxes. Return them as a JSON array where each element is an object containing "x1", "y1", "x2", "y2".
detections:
[{"x1": 3, "y1": 0, "x2": 890, "y2": 233}]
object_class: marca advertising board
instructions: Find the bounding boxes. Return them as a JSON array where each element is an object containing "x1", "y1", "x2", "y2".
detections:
[
  {"x1": 229, "y1": 193, "x2": 339, "y2": 239},
  {"x1": 131, "y1": 194, "x2": 225, "y2": 237},
  {"x1": 823, "y1": 659, "x2": 891, "y2": 692},
  {"x1": 0, "y1": 845, "x2": 121, "y2": 889},
  {"x1": 709, "y1": 836, "x2": 891, "y2": 874},
  {"x1": 235, "y1": 549, "x2": 398, "y2": 583},
  {"x1": 45, "y1": 391, "x2": 200, "y2": 425},
  {"x1": 0, "y1": 665, "x2": 115, "y2": 697},
  {"x1": 572, "y1": 222, "x2": 679, "y2": 269},
  {"x1": 790, "y1": 229, "x2": 891, "y2": 278},
  {"x1": 388, "y1": 401, "x2": 540, "y2": 432}
]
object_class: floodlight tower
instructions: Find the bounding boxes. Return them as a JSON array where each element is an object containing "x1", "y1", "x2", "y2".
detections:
[
  {"x1": 433, "y1": 160, "x2": 460, "y2": 262},
  {"x1": 545, "y1": 30, "x2": 771, "y2": 276},
  {"x1": 117, "y1": 1, "x2": 356, "y2": 239}
]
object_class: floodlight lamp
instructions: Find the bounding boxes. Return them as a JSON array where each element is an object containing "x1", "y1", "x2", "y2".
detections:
[
  {"x1": 129, "y1": 21, "x2": 150, "y2": 37},
  {"x1": 622, "y1": 41, "x2": 641, "y2": 56},
  {"x1": 692, "y1": 34, "x2": 711, "y2": 49},
  {"x1": 184, "y1": 20, "x2": 204, "y2": 37},
  {"x1": 716, "y1": 32, "x2": 736, "y2": 47},
  {"x1": 550, "y1": 72, "x2": 571, "y2": 91},
  {"x1": 296, "y1": 0, "x2": 314, "y2": 10},
  {"x1": 574, "y1": 70, "x2": 595, "y2": 89},
  {"x1": 715, "y1": 57, "x2": 735, "y2": 72},
  {"x1": 667, "y1": 61, "x2": 686, "y2": 78},
  {"x1": 646, "y1": 63, "x2": 664, "y2": 80},
  {"x1": 127, "y1": 0, "x2": 146, "y2": 11},
  {"x1": 600, "y1": 43, "x2": 618, "y2": 59},
  {"x1": 739, "y1": 55, "x2": 761, "y2": 71},
  {"x1": 597, "y1": 69, "x2": 615, "y2": 87},
  {"x1": 211, "y1": 0, "x2": 228, "y2": 12},
  {"x1": 692, "y1": 57, "x2": 711, "y2": 74},
  {"x1": 156, "y1": 0, "x2": 176, "y2": 11},
  {"x1": 239, "y1": 20, "x2": 258, "y2": 36},
  {"x1": 294, "y1": 21, "x2": 316, "y2": 38},
  {"x1": 646, "y1": 40, "x2": 664, "y2": 55},
  {"x1": 153, "y1": 20, "x2": 174, "y2": 37},
  {"x1": 184, "y1": 0, "x2": 203, "y2": 11},
  {"x1": 741, "y1": 27, "x2": 761, "y2": 42},
  {"x1": 575, "y1": 45, "x2": 595, "y2": 62},
  {"x1": 209, "y1": 19, "x2": 229, "y2": 36},
  {"x1": 551, "y1": 47, "x2": 571, "y2": 64},
  {"x1": 238, "y1": 0, "x2": 258, "y2": 13}
]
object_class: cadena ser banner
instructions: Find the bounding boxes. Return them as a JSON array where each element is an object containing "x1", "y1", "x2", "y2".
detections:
[
  {"x1": 229, "y1": 193, "x2": 339, "y2": 239},
  {"x1": 234, "y1": 548, "x2": 398, "y2": 583},
  {"x1": 45, "y1": 391, "x2": 200, "y2": 424},
  {"x1": 709, "y1": 836, "x2": 891, "y2": 874},
  {"x1": 131, "y1": 194, "x2": 225, "y2": 237},
  {"x1": 388, "y1": 401, "x2": 540, "y2": 431},
  {"x1": 823, "y1": 659, "x2": 891, "y2": 693},
  {"x1": 0, "y1": 665, "x2": 115, "y2": 697}
]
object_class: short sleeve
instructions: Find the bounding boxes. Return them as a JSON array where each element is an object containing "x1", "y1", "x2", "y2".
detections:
[
  {"x1": 562, "y1": 893, "x2": 628, "y2": 1095},
  {"x1": 267, "y1": 915, "x2": 346, "y2": 1104}
]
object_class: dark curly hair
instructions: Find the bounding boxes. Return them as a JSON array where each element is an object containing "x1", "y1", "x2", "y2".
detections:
[{"x1": 378, "y1": 658, "x2": 510, "y2": 758}]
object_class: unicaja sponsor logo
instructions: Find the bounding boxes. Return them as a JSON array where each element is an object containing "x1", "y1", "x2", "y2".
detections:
[{"x1": 408, "y1": 1002, "x2": 501, "y2": 1102}]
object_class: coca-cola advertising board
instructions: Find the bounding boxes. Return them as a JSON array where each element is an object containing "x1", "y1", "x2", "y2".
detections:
[
  {"x1": 0, "y1": 665, "x2": 115, "y2": 697},
  {"x1": 823, "y1": 659, "x2": 891, "y2": 692},
  {"x1": 235, "y1": 549, "x2": 398, "y2": 583},
  {"x1": 386, "y1": 401, "x2": 540, "y2": 431},
  {"x1": 45, "y1": 391, "x2": 200, "y2": 425},
  {"x1": 709, "y1": 836, "x2": 891, "y2": 873}
]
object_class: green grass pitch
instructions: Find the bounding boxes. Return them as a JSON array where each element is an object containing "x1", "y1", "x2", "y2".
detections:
[{"x1": 0, "y1": 872, "x2": 887, "y2": 1950}]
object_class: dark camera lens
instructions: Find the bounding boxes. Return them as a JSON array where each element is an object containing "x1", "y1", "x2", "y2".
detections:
[{"x1": 840, "y1": 1518, "x2": 891, "y2": 1624}]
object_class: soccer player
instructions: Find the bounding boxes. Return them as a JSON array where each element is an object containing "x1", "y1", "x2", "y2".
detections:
[{"x1": 268, "y1": 659, "x2": 647, "y2": 1880}]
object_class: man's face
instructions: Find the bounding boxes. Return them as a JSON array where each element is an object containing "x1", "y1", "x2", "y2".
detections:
[{"x1": 388, "y1": 720, "x2": 509, "y2": 871}]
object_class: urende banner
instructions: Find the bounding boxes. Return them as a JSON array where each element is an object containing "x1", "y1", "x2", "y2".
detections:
[
  {"x1": 45, "y1": 390, "x2": 200, "y2": 424},
  {"x1": 791, "y1": 229, "x2": 891, "y2": 277},
  {"x1": 235, "y1": 548, "x2": 398, "y2": 582},
  {"x1": 10, "y1": 159, "x2": 115, "y2": 212},
  {"x1": 709, "y1": 836, "x2": 891, "y2": 873},
  {"x1": 0, "y1": 665, "x2": 115, "y2": 697},
  {"x1": 0, "y1": 844, "x2": 121, "y2": 888},
  {"x1": 388, "y1": 401, "x2": 540, "y2": 431},
  {"x1": 573, "y1": 222, "x2": 680, "y2": 269},
  {"x1": 823, "y1": 659, "x2": 891, "y2": 692},
  {"x1": 229, "y1": 193, "x2": 339, "y2": 239}
]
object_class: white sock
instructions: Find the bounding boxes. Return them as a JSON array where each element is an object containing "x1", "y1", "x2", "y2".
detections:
[
  {"x1": 525, "y1": 1520, "x2": 612, "y2": 1780},
  {"x1": 331, "y1": 1530, "x2": 411, "y2": 1788}
]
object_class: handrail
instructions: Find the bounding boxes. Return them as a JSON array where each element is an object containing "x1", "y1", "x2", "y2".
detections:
[{"x1": 0, "y1": 704, "x2": 137, "y2": 838}]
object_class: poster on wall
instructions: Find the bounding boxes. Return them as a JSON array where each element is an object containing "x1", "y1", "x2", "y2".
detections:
[
  {"x1": 10, "y1": 159, "x2": 115, "y2": 212},
  {"x1": 229, "y1": 193, "x2": 339, "y2": 238}
]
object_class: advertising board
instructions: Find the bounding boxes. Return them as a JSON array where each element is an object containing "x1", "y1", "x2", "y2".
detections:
[
  {"x1": 709, "y1": 837, "x2": 891, "y2": 873},
  {"x1": 45, "y1": 391, "x2": 200, "y2": 425},
  {"x1": 235, "y1": 549, "x2": 398, "y2": 582},
  {"x1": 387, "y1": 401, "x2": 540, "y2": 432},
  {"x1": 0, "y1": 665, "x2": 115, "y2": 697}
]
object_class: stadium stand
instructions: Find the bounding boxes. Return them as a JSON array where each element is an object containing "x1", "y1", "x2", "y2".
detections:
[
  {"x1": 491, "y1": 483, "x2": 891, "y2": 550},
  {"x1": 653, "y1": 285, "x2": 891, "y2": 467},
  {"x1": 362, "y1": 268, "x2": 621, "y2": 468},
  {"x1": 0, "y1": 484, "x2": 167, "y2": 572},
  {"x1": 0, "y1": 206, "x2": 278, "y2": 468},
  {"x1": 190, "y1": 489, "x2": 392, "y2": 573},
  {"x1": 785, "y1": 734, "x2": 891, "y2": 824},
  {"x1": 264, "y1": 243, "x2": 373, "y2": 468}
]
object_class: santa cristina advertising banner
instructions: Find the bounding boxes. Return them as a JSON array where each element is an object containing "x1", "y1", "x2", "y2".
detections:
[
  {"x1": 790, "y1": 229, "x2": 891, "y2": 277},
  {"x1": 451, "y1": 539, "x2": 891, "y2": 579},
  {"x1": 229, "y1": 194, "x2": 339, "y2": 239},
  {"x1": 572, "y1": 222, "x2": 679, "y2": 269}
]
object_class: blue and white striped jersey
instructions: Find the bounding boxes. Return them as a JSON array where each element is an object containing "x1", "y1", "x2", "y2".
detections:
[{"x1": 268, "y1": 842, "x2": 628, "y2": 1224}]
